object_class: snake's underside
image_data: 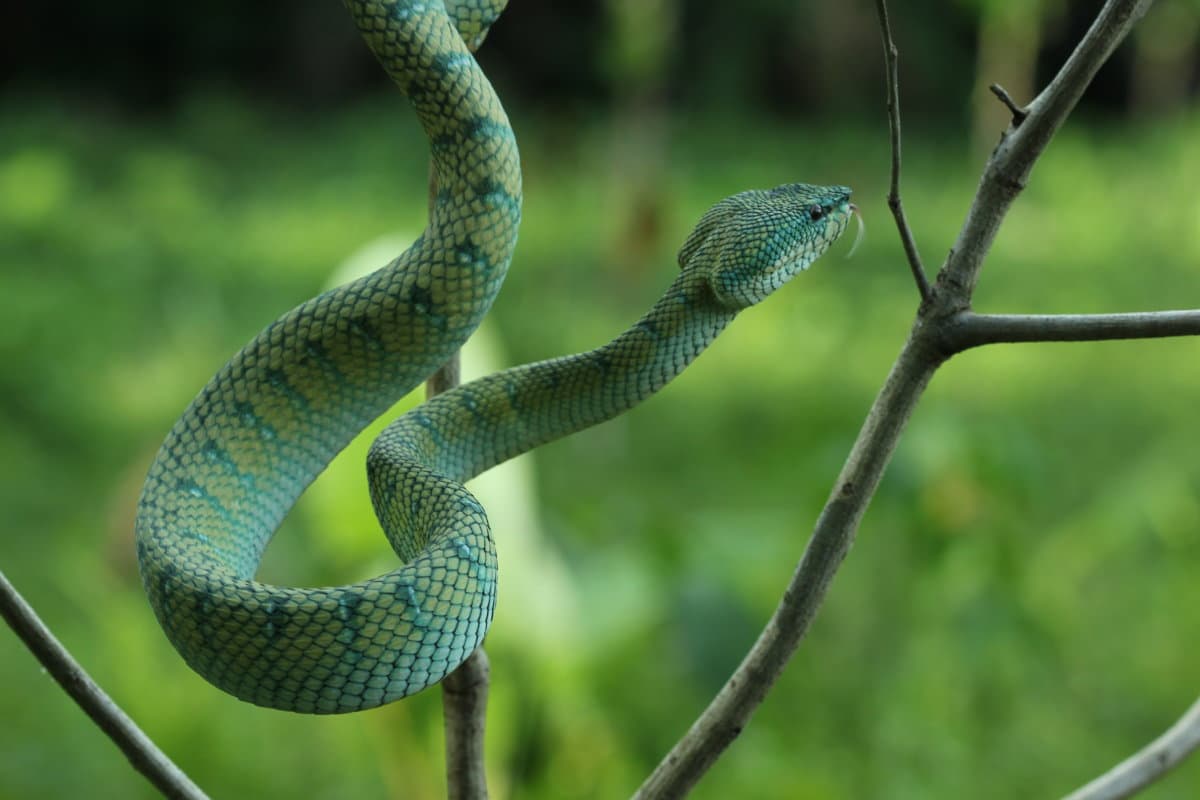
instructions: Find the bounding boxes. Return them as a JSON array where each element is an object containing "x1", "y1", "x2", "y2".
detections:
[{"x1": 134, "y1": 0, "x2": 853, "y2": 714}]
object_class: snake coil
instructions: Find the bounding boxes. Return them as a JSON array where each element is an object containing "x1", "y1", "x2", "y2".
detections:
[{"x1": 135, "y1": 0, "x2": 853, "y2": 713}]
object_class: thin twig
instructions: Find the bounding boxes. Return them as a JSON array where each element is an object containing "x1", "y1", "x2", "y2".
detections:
[
  {"x1": 635, "y1": 1, "x2": 1163, "y2": 795},
  {"x1": 945, "y1": 309, "x2": 1200, "y2": 350},
  {"x1": 873, "y1": 0, "x2": 931, "y2": 303},
  {"x1": 989, "y1": 83, "x2": 1029, "y2": 125},
  {"x1": 427, "y1": 151, "x2": 490, "y2": 799},
  {"x1": 1061, "y1": 695, "x2": 1200, "y2": 800},
  {"x1": 0, "y1": 568, "x2": 209, "y2": 800}
]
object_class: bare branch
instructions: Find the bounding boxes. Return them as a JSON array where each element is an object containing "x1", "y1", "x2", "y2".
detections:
[
  {"x1": 873, "y1": 0, "x2": 932, "y2": 303},
  {"x1": 634, "y1": 332, "x2": 943, "y2": 798},
  {"x1": 938, "y1": 0, "x2": 1156, "y2": 301},
  {"x1": 946, "y1": 309, "x2": 1200, "y2": 350},
  {"x1": 636, "y1": 1, "x2": 1163, "y2": 795},
  {"x1": 441, "y1": 648, "x2": 491, "y2": 800},
  {"x1": 429, "y1": 351, "x2": 491, "y2": 799},
  {"x1": 427, "y1": 149, "x2": 491, "y2": 795},
  {"x1": 1061, "y1": 696, "x2": 1200, "y2": 800},
  {"x1": 0, "y1": 568, "x2": 209, "y2": 800},
  {"x1": 428, "y1": 348, "x2": 491, "y2": 799}
]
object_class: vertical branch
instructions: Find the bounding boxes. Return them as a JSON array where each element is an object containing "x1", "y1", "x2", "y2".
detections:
[
  {"x1": 440, "y1": 649, "x2": 492, "y2": 800},
  {"x1": 427, "y1": 158, "x2": 491, "y2": 800},
  {"x1": 0, "y1": 568, "x2": 209, "y2": 800},
  {"x1": 873, "y1": 0, "x2": 931, "y2": 302}
]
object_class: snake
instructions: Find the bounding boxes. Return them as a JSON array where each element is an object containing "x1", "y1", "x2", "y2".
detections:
[{"x1": 134, "y1": 0, "x2": 854, "y2": 715}]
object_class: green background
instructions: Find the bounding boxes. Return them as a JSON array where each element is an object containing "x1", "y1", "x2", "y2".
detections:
[{"x1": 2, "y1": 1, "x2": 1199, "y2": 798}]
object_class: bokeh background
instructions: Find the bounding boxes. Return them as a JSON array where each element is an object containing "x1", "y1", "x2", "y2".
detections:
[{"x1": 3, "y1": 0, "x2": 1200, "y2": 798}]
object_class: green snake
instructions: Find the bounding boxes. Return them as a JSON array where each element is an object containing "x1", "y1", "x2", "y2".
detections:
[{"x1": 134, "y1": 0, "x2": 854, "y2": 714}]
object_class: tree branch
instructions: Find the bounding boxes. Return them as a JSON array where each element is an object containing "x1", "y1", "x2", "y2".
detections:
[
  {"x1": 429, "y1": 347, "x2": 491, "y2": 799},
  {"x1": 427, "y1": 339, "x2": 490, "y2": 800},
  {"x1": 634, "y1": 332, "x2": 943, "y2": 799},
  {"x1": 1061, "y1": 695, "x2": 1200, "y2": 800},
  {"x1": 873, "y1": 0, "x2": 931, "y2": 303},
  {"x1": 426, "y1": 350, "x2": 463, "y2": 396},
  {"x1": 937, "y1": 0, "x2": 1156, "y2": 301},
  {"x1": 0, "y1": 568, "x2": 209, "y2": 800},
  {"x1": 945, "y1": 309, "x2": 1200, "y2": 350},
  {"x1": 427, "y1": 150, "x2": 490, "y2": 798},
  {"x1": 440, "y1": 648, "x2": 491, "y2": 800},
  {"x1": 635, "y1": 0, "x2": 1163, "y2": 795}
]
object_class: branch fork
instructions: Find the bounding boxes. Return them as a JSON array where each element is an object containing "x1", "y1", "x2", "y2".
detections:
[{"x1": 638, "y1": 2, "x2": 1195, "y2": 798}]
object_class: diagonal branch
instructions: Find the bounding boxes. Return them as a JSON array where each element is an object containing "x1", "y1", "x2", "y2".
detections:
[
  {"x1": 945, "y1": 309, "x2": 1200, "y2": 350},
  {"x1": 873, "y1": 0, "x2": 931, "y2": 303},
  {"x1": 634, "y1": 0, "x2": 1161, "y2": 796},
  {"x1": 634, "y1": 330, "x2": 943, "y2": 799},
  {"x1": 936, "y1": 0, "x2": 1156, "y2": 302},
  {"x1": 0, "y1": 568, "x2": 209, "y2": 800},
  {"x1": 1061, "y1": 695, "x2": 1200, "y2": 800}
]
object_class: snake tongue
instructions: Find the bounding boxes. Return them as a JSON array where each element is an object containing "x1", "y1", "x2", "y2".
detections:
[{"x1": 846, "y1": 204, "x2": 866, "y2": 258}]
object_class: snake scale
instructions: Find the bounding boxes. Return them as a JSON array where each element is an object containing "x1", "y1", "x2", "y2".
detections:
[{"x1": 134, "y1": 0, "x2": 854, "y2": 714}]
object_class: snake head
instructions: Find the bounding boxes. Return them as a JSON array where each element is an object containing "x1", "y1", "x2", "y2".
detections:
[{"x1": 678, "y1": 183, "x2": 854, "y2": 309}]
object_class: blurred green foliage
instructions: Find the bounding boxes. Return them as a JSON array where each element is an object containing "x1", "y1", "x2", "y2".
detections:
[{"x1": 1, "y1": 86, "x2": 1199, "y2": 800}]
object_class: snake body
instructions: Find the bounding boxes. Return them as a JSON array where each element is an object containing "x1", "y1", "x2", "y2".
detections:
[{"x1": 135, "y1": 0, "x2": 853, "y2": 714}]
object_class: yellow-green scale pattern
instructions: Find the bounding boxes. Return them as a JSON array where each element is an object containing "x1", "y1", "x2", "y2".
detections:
[{"x1": 135, "y1": 0, "x2": 855, "y2": 716}]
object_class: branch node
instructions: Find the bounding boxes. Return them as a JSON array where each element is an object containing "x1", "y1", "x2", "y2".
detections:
[{"x1": 989, "y1": 83, "x2": 1030, "y2": 127}]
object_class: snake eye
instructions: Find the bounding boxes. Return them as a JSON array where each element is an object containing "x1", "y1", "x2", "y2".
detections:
[{"x1": 808, "y1": 204, "x2": 825, "y2": 221}]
